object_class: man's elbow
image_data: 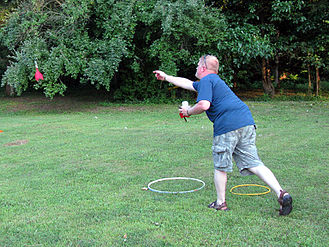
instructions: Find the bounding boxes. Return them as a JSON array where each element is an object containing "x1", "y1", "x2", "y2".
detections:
[{"x1": 198, "y1": 100, "x2": 211, "y2": 111}]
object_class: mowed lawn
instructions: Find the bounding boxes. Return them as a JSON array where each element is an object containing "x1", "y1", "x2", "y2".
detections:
[{"x1": 0, "y1": 96, "x2": 328, "y2": 246}]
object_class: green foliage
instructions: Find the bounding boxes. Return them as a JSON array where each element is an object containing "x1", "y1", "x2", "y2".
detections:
[
  {"x1": 296, "y1": 1, "x2": 328, "y2": 72},
  {"x1": 0, "y1": 0, "x2": 328, "y2": 99},
  {"x1": 217, "y1": 23, "x2": 274, "y2": 84},
  {"x1": 0, "y1": 1, "x2": 14, "y2": 81},
  {"x1": 98, "y1": 0, "x2": 230, "y2": 101},
  {"x1": 211, "y1": 0, "x2": 328, "y2": 92},
  {"x1": 0, "y1": 0, "x2": 136, "y2": 98},
  {"x1": 0, "y1": 0, "x2": 228, "y2": 99}
]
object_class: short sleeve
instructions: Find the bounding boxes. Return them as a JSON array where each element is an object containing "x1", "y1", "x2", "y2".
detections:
[{"x1": 195, "y1": 79, "x2": 213, "y2": 103}]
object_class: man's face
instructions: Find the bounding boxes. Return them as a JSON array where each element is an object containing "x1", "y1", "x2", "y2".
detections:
[{"x1": 195, "y1": 59, "x2": 204, "y2": 79}]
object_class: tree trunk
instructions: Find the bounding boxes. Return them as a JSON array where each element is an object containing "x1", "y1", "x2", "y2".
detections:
[
  {"x1": 5, "y1": 84, "x2": 15, "y2": 96},
  {"x1": 275, "y1": 55, "x2": 279, "y2": 89},
  {"x1": 315, "y1": 67, "x2": 320, "y2": 96},
  {"x1": 262, "y1": 58, "x2": 275, "y2": 97},
  {"x1": 307, "y1": 65, "x2": 312, "y2": 95}
]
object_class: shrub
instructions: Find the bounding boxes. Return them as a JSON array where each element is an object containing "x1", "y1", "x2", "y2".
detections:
[{"x1": 0, "y1": 0, "x2": 228, "y2": 99}]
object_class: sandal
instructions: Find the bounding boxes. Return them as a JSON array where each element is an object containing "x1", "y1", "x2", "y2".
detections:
[
  {"x1": 208, "y1": 201, "x2": 229, "y2": 211},
  {"x1": 278, "y1": 190, "x2": 293, "y2": 216}
]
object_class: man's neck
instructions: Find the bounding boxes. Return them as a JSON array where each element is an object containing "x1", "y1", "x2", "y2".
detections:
[{"x1": 200, "y1": 71, "x2": 216, "y2": 79}]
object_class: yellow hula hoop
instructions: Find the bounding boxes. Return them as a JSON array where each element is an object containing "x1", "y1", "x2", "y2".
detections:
[{"x1": 230, "y1": 184, "x2": 271, "y2": 196}]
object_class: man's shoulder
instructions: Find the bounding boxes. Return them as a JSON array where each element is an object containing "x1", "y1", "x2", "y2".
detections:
[
  {"x1": 203, "y1": 74, "x2": 224, "y2": 85},
  {"x1": 194, "y1": 74, "x2": 224, "y2": 91}
]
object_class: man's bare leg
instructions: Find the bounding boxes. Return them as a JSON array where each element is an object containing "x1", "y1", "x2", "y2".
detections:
[
  {"x1": 248, "y1": 165, "x2": 293, "y2": 215},
  {"x1": 214, "y1": 169, "x2": 227, "y2": 204},
  {"x1": 248, "y1": 166, "x2": 282, "y2": 197}
]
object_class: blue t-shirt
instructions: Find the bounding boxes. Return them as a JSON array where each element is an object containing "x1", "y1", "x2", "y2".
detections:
[{"x1": 193, "y1": 74, "x2": 255, "y2": 136}]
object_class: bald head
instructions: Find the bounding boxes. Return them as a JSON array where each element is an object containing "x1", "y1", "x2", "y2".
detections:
[
  {"x1": 195, "y1": 55, "x2": 220, "y2": 79},
  {"x1": 202, "y1": 55, "x2": 219, "y2": 74}
]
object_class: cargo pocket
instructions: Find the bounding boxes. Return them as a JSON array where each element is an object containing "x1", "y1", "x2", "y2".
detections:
[{"x1": 212, "y1": 145, "x2": 231, "y2": 169}]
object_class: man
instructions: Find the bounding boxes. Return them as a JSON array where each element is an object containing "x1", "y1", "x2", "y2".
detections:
[{"x1": 153, "y1": 55, "x2": 293, "y2": 215}]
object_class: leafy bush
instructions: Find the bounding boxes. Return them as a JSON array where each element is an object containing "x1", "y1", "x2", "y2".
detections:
[
  {"x1": 0, "y1": 0, "x2": 137, "y2": 97},
  {"x1": 1, "y1": 0, "x2": 327, "y2": 100},
  {"x1": 0, "y1": 0, "x2": 229, "y2": 99}
]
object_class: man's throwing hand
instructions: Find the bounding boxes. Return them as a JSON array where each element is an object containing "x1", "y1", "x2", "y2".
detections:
[{"x1": 153, "y1": 70, "x2": 167, "y2": 81}]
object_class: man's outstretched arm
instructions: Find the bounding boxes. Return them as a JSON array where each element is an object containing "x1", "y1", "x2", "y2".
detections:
[{"x1": 153, "y1": 70, "x2": 196, "y2": 92}]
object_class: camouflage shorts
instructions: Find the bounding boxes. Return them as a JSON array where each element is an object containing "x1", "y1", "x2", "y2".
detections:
[{"x1": 212, "y1": 125, "x2": 264, "y2": 175}]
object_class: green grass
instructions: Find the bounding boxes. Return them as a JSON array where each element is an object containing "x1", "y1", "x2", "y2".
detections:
[{"x1": 0, "y1": 96, "x2": 328, "y2": 246}]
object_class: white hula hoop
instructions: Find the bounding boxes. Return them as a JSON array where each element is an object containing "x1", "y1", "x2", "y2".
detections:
[{"x1": 147, "y1": 177, "x2": 205, "y2": 194}]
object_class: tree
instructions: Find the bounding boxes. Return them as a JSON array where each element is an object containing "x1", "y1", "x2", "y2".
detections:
[
  {"x1": 207, "y1": 0, "x2": 328, "y2": 97},
  {"x1": 1, "y1": 0, "x2": 327, "y2": 99},
  {"x1": 295, "y1": 0, "x2": 329, "y2": 96},
  {"x1": 0, "y1": 0, "x2": 227, "y2": 99},
  {"x1": 119, "y1": 0, "x2": 229, "y2": 101},
  {"x1": 0, "y1": 0, "x2": 16, "y2": 95},
  {"x1": 1, "y1": 0, "x2": 137, "y2": 97}
]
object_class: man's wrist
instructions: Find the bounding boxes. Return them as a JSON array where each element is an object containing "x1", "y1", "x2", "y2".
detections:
[{"x1": 187, "y1": 109, "x2": 191, "y2": 116}]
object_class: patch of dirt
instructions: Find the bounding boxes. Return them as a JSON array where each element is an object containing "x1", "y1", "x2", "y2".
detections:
[
  {"x1": 4, "y1": 140, "x2": 29, "y2": 146},
  {"x1": 1, "y1": 94, "x2": 103, "y2": 113},
  {"x1": 1, "y1": 94, "x2": 153, "y2": 113}
]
